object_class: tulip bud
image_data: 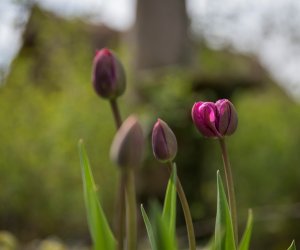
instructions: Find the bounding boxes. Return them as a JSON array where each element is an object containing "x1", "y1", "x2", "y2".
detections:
[
  {"x1": 152, "y1": 119, "x2": 178, "y2": 163},
  {"x1": 191, "y1": 99, "x2": 238, "y2": 138},
  {"x1": 110, "y1": 115, "x2": 144, "y2": 168},
  {"x1": 92, "y1": 48, "x2": 126, "y2": 99}
]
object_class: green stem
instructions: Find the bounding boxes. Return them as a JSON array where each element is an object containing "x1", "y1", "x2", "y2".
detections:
[
  {"x1": 168, "y1": 162, "x2": 196, "y2": 250},
  {"x1": 109, "y1": 99, "x2": 125, "y2": 250},
  {"x1": 125, "y1": 168, "x2": 137, "y2": 250},
  {"x1": 218, "y1": 138, "x2": 238, "y2": 246},
  {"x1": 116, "y1": 173, "x2": 126, "y2": 250},
  {"x1": 110, "y1": 99, "x2": 122, "y2": 129}
]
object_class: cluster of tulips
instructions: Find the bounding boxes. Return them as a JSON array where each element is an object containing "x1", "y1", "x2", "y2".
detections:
[{"x1": 78, "y1": 48, "x2": 296, "y2": 250}]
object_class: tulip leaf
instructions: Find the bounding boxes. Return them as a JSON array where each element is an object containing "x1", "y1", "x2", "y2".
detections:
[
  {"x1": 205, "y1": 235, "x2": 216, "y2": 250},
  {"x1": 151, "y1": 202, "x2": 177, "y2": 250},
  {"x1": 162, "y1": 164, "x2": 177, "y2": 237},
  {"x1": 78, "y1": 140, "x2": 116, "y2": 250},
  {"x1": 287, "y1": 240, "x2": 296, "y2": 250},
  {"x1": 141, "y1": 164, "x2": 178, "y2": 250},
  {"x1": 215, "y1": 170, "x2": 236, "y2": 250},
  {"x1": 141, "y1": 204, "x2": 156, "y2": 250},
  {"x1": 239, "y1": 209, "x2": 253, "y2": 250}
]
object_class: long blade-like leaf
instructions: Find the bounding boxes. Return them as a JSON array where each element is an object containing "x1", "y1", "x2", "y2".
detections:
[
  {"x1": 141, "y1": 204, "x2": 156, "y2": 250},
  {"x1": 239, "y1": 209, "x2": 253, "y2": 250},
  {"x1": 287, "y1": 240, "x2": 296, "y2": 250},
  {"x1": 205, "y1": 235, "x2": 216, "y2": 250},
  {"x1": 78, "y1": 140, "x2": 116, "y2": 250},
  {"x1": 162, "y1": 164, "x2": 177, "y2": 236},
  {"x1": 215, "y1": 170, "x2": 236, "y2": 250},
  {"x1": 152, "y1": 202, "x2": 177, "y2": 250}
]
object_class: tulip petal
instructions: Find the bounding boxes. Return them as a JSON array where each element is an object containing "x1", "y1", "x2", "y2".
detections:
[
  {"x1": 216, "y1": 99, "x2": 230, "y2": 135},
  {"x1": 192, "y1": 102, "x2": 220, "y2": 138},
  {"x1": 216, "y1": 99, "x2": 238, "y2": 136}
]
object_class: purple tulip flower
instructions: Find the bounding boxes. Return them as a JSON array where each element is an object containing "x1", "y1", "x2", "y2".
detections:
[
  {"x1": 152, "y1": 119, "x2": 178, "y2": 163},
  {"x1": 110, "y1": 115, "x2": 144, "y2": 168},
  {"x1": 191, "y1": 99, "x2": 238, "y2": 138},
  {"x1": 92, "y1": 48, "x2": 126, "y2": 99}
]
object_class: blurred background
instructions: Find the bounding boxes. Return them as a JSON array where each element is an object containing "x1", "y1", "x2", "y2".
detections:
[{"x1": 0, "y1": 0, "x2": 300, "y2": 249}]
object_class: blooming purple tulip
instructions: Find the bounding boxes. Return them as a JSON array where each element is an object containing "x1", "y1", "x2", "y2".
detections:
[
  {"x1": 152, "y1": 119, "x2": 178, "y2": 163},
  {"x1": 191, "y1": 99, "x2": 238, "y2": 138},
  {"x1": 92, "y1": 48, "x2": 126, "y2": 99}
]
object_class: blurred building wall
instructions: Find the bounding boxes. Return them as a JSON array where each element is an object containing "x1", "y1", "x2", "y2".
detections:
[{"x1": 133, "y1": 0, "x2": 192, "y2": 70}]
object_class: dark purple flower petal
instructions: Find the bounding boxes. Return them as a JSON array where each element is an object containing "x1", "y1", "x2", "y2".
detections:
[{"x1": 216, "y1": 99, "x2": 238, "y2": 136}]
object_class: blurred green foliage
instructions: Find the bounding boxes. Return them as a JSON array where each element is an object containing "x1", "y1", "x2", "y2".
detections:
[{"x1": 0, "y1": 8, "x2": 122, "y2": 239}]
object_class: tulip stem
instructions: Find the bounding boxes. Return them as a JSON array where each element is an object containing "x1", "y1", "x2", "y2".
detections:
[
  {"x1": 168, "y1": 162, "x2": 196, "y2": 250},
  {"x1": 110, "y1": 99, "x2": 122, "y2": 129},
  {"x1": 116, "y1": 173, "x2": 126, "y2": 250},
  {"x1": 109, "y1": 99, "x2": 126, "y2": 250},
  {"x1": 218, "y1": 138, "x2": 238, "y2": 246},
  {"x1": 125, "y1": 168, "x2": 137, "y2": 250}
]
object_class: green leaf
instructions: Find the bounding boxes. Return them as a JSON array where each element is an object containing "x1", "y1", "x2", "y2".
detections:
[
  {"x1": 141, "y1": 204, "x2": 156, "y2": 250},
  {"x1": 287, "y1": 240, "x2": 296, "y2": 250},
  {"x1": 151, "y1": 202, "x2": 177, "y2": 250},
  {"x1": 205, "y1": 235, "x2": 216, "y2": 250},
  {"x1": 162, "y1": 164, "x2": 177, "y2": 237},
  {"x1": 239, "y1": 209, "x2": 253, "y2": 250},
  {"x1": 141, "y1": 164, "x2": 178, "y2": 250},
  {"x1": 215, "y1": 170, "x2": 236, "y2": 250},
  {"x1": 78, "y1": 140, "x2": 116, "y2": 250}
]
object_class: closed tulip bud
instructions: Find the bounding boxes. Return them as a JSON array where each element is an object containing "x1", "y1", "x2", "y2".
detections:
[
  {"x1": 92, "y1": 48, "x2": 126, "y2": 99},
  {"x1": 191, "y1": 99, "x2": 238, "y2": 138},
  {"x1": 152, "y1": 119, "x2": 178, "y2": 163},
  {"x1": 110, "y1": 115, "x2": 144, "y2": 168}
]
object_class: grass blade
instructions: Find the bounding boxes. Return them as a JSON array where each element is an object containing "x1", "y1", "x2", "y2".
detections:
[
  {"x1": 162, "y1": 164, "x2": 177, "y2": 236},
  {"x1": 78, "y1": 140, "x2": 116, "y2": 250},
  {"x1": 287, "y1": 240, "x2": 296, "y2": 250},
  {"x1": 239, "y1": 209, "x2": 253, "y2": 250},
  {"x1": 141, "y1": 204, "x2": 156, "y2": 250},
  {"x1": 215, "y1": 170, "x2": 236, "y2": 250}
]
